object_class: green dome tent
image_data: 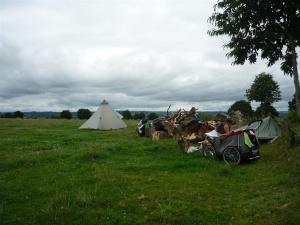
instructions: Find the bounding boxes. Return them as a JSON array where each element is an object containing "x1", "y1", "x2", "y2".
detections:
[{"x1": 247, "y1": 116, "x2": 281, "y2": 140}]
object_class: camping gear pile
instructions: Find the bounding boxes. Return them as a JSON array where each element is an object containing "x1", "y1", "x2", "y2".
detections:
[
  {"x1": 137, "y1": 117, "x2": 169, "y2": 140},
  {"x1": 79, "y1": 99, "x2": 283, "y2": 165},
  {"x1": 137, "y1": 119, "x2": 149, "y2": 137},
  {"x1": 163, "y1": 107, "x2": 214, "y2": 151},
  {"x1": 161, "y1": 108, "x2": 267, "y2": 164}
]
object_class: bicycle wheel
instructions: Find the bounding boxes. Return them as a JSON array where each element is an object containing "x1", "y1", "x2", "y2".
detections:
[{"x1": 222, "y1": 147, "x2": 241, "y2": 164}]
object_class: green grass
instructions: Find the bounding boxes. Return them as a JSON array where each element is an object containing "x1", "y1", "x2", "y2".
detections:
[{"x1": 0, "y1": 119, "x2": 299, "y2": 225}]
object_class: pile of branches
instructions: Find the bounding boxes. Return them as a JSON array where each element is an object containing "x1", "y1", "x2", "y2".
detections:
[{"x1": 163, "y1": 107, "x2": 214, "y2": 152}]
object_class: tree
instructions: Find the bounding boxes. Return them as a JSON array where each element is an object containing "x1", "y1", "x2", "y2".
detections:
[
  {"x1": 77, "y1": 109, "x2": 91, "y2": 119},
  {"x1": 228, "y1": 100, "x2": 253, "y2": 118},
  {"x1": 287, "y1": 94, "x2": 298, "y2": 122},
  {"x1": 245, "y1": 73, "x2": 281, "y2": 117},
  {"x1": 209, "y1": 0, "x2": 300, "y2": 118},
  {"x1": 13, "y1": 111, "x2": 24, "y2": 118},
  {"x1": 288, "y1": 94, "x2": 296, "y2": 111},
  {"x1": 121, "y1": 110, "x2": 132, "y2": 120},
  {"x1": 147, "y1": 112, "x2": 158, "y2": 120},
  {"x1": 60, "y1": 110, "x2": 72, "y2": 119},
  {"x1": 133, "y1": 112, "x2": 145, "y2": 120},
  {"x1": 246, "y1": 73, "x2": 281, "y2": 105}
]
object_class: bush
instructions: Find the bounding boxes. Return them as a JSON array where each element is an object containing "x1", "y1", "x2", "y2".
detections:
[
  {"x1": 77, "y1": 109, "x2": 91, "y2": 119},
  {"x1": 1, "y1": 112, "x2": 13, "y2": 118},
  {"x1": 255, "y1": 104, "x2": 279, "y2": 117},
  {"x1": 13, "y1": 111, "x2": 24, "y2": 118},
  {"x1": 147, "y1": 112, "x2": 158, "y2": 120},
  {"x1": 60, "y1": 110, "x2": 72, "y2": 119},
  {"x1": 228, "y1": 100, "x2": 254, "y2": 118},
  {"x1": 133, "y1": 112, "x2": 145, "y2": 120},
  {"x1": 121, "y1": 110, "x2": 132, "y2": 120},
  {"x1": 198, "y1": 112, "x2": 214, "y2": 121},
  {"x1": 287, "y1": 110, "x2": 299, "y2": 123},
  {"x1": 0, "y1": 111, "x2": 24, "y2": 118}
]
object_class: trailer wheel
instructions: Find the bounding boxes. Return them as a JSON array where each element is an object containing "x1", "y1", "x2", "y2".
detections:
[
  {"x1": 222, "y1": 147, "x2": 241, "y2": 164},
  {"x1": 203, "y1": 144, "x2": 215, "y2": 158}
]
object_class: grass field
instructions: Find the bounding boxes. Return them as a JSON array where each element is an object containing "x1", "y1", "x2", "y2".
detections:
[{"x1": 0, "y1": 119, "x2": 299, "y2": 225}]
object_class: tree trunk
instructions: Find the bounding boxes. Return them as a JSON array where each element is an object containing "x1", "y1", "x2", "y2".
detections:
[
  {"x1": 289, "y1": 35, "x2": 300, "y2": 118},
  {"x1": 284, "y1": 118, "x2": 300, "y2": 147},
  {"x1": 285, "y1": 118, "x2": 296, "y2": 147}
]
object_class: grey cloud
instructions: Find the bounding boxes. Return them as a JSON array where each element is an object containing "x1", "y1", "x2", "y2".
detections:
[{"x1": 0, "y1": 0, "x2": 296, "y2": 112}]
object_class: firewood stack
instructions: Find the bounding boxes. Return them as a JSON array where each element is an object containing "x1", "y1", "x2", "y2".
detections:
[{"x1": 163, "y1": 107, "x2": 214, "y2": 152}]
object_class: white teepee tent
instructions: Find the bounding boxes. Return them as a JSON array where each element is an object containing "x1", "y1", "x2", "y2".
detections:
[
  {"x1": 79, "y1": 100, "x2": 127, "y2": 130},
  {"x1": 116, "y1": 111, "x2": 124, "y2": 119}
]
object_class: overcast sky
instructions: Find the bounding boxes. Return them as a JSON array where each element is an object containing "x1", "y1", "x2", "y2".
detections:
[{"x1": 0, "y1": 0, "x2": 297, "y2": 112}]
